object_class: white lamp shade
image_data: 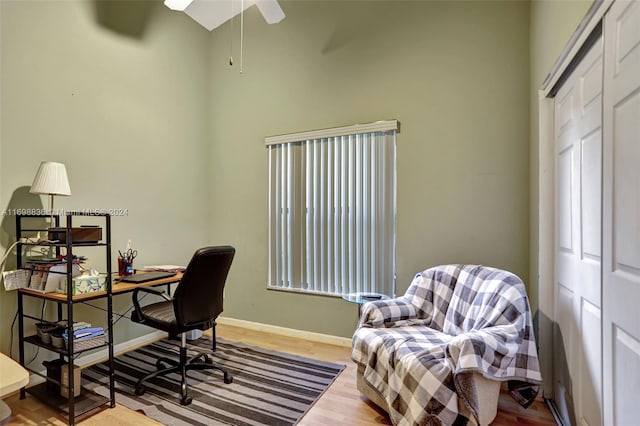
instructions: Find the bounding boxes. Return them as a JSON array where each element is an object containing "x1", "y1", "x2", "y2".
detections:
[{"x1": 30, "y1": 161, "x2": 71, "y2": 196}]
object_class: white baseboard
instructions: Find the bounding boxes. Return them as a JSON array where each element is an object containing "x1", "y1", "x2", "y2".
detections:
[{"x1": 216, "y1": 317, "x2": 352, "y2": 347}]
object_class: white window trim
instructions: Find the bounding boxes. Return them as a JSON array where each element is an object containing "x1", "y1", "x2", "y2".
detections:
[
  {"x1": 265, "y1": 120, "x2": 399, "y2": 146},
  {"x1": 265, "y1": 120, "x2": 398, "y2": 297}
]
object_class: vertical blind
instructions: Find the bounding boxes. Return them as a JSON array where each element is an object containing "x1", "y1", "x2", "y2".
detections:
[{"x1": 266, "y1": 121, "x2": 397, "y2": 297}]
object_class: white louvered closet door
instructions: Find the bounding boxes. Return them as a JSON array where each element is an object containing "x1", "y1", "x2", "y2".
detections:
[{"x1": 602, "y1": 1, "x2": 640, "y2": 425}]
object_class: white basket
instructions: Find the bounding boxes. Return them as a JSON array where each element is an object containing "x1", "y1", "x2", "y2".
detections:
[
  {"x1": 2, "y1": 269, "x2": 31, "y2": 291},
  {"x1": 185, "y1": 329, "x2": 203, "y2": 340}
]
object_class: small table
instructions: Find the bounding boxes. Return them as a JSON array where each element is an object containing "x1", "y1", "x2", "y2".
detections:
[
  {"x1": 0, "y1": 352, "x2": 29, "y2": 422},
  {"x1": 342, "y1": 292, "x2": 391, "y2": 318}
]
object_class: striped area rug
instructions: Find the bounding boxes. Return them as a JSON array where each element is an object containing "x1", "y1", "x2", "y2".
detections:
[{"x1": 83, "y1": 337, "x2": 345, "y2": 425}]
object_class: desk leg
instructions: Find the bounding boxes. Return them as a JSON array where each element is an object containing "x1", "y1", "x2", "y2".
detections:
[{"x1": 17, "y1": 292, "x2": 25, "y2": 400}]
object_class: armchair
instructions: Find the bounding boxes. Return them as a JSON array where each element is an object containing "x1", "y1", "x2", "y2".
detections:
[
  {"x1": 352, "y1": 264, "x2": 542, "y2": 425},
  {"x1": 131, "y1": 246, "x2": 235, "y2": 405}
]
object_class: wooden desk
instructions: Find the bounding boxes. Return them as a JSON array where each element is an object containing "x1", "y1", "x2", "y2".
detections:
[
  {"x1": 18, "y1": 272, "x2": 183, "y2": 302},
  {"x1": 112, "y1": 271, "x2": 183, "y2": 294}
]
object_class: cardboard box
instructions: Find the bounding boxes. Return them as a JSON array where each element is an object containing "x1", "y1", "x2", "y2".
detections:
[{"x1": 60, "y1": 364, "x2": 82, "y2": 397}]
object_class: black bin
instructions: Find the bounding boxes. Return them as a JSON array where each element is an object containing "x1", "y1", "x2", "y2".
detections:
[{"x1": 42, "y1": 359, "x2": 67, "y2": 394}]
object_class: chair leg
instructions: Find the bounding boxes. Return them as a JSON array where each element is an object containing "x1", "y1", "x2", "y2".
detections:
[
  {"x1": 134, "y1": 364, "x2": 181, "y2": 395},
  {"x1": 157, "y1": 356, "x2": 179, "y2": 368},
  {"x1": 134, "y1": 331, "x2": 231, "y2": 405},
  {"x1": 187, "y1": 361, "x2": 233, "y2": 384},
  {"x1": 189, "y1": 352, "x2": 209, "y2": 364},
  {"x1": 211, "y1": 322, "x2": 217, "y2": 352},
  {"x1": 179, "y1": 333, "x2": 192, "y2": 405},
  {"x1": 134, "y1": 334, "x2": 193, "y2": 405}
]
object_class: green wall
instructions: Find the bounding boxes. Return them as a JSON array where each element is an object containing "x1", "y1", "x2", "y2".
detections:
[
  {"x1": 0, "y1": 0, "x2": 585, "y2": 348},
  {"x1": 208, "y1": 1, "x2": 531, "y2": 338},
  {"x1": 0, "y1": 1, "x2": 211, "y2": 355}
]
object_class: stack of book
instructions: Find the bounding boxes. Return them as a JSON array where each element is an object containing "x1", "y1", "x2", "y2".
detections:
[{"x1": 61, "y1": 322, "x2": 105, "y2": 350}]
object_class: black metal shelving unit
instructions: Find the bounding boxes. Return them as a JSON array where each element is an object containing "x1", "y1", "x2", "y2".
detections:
[{"x1": 16, "y1": 212, "x2": 114, "y2": 425}]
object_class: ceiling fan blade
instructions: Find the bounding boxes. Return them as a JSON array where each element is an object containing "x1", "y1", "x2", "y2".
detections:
[
  {"x1": 255, "y1": 0, "x2": 285, "y2": 24},
  {"x1": 164, "y1": 0, "x2": 194, "y2": 12},
  {"x1": 167, "y1": 0, "x2": 284, "y2": 31},
  {"x1": 183, "y1": 0, "x2": 251, "y2": 32}
]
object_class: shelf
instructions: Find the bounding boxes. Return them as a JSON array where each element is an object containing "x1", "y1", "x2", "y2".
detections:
[
  {"x1": 17, "y1": 212, "x2": 110, "y2": 217},
  {"x1": 23, "y1": 334, "x2": 108, "y2": 355},
  {"x1": 26, "y1": 382, "x2": 110, "y2": 417},
  {"x1": 19, "y1": 287, "x2": 114, "y2": 303},
  {"x1": 19, "y1": 242, "x2": 107, "y2": 247},
  {"x1": 17, "y1": 212, "x2": 114, "y2": 425}
]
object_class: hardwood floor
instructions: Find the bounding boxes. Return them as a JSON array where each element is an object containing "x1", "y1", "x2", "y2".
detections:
[{"x1": 3, "y1": 324, "x2": 556, "y2": 425}]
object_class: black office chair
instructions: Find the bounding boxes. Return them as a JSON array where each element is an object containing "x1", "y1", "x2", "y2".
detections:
[{"x1": 130, "y1": 246, "x2": 235, "y2": 405}]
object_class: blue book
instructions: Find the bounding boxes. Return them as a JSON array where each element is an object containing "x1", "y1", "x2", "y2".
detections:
[{"x1": 63, "y1": 327, "x2": 104, "y2": 341}]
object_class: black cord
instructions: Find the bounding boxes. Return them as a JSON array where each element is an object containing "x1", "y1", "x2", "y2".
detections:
[
  {"x1": 9, "y1": 308, "x2": 18, "y2": 360},
  {"x1": 80, "y1": 292, "x2": 150, "y2": 334},
  {"x1": 25, "y1": 299, "x2": 47, "y2": 366},
  {"x1": 11, "y1": 299, "x2": 46, "y2": 365}
]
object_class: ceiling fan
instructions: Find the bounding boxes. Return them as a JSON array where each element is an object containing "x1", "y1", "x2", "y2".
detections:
[{"x1": 164, "y1": 0, "x2": 285, "y2": 32}]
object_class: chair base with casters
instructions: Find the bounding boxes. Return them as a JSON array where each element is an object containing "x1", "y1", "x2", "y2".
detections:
[
  {"x1": 133, "y1": 331, "x2": 233, "y2": 406},
  {"x1": 130, "y1": 246, "x2": 236, "y2": 406}
]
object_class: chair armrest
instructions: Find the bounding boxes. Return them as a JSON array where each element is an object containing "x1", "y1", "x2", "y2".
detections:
[
  {"x1": 448, "y1": 326, "x2": 518, "y2": 368},
  {"x1": 131, "y1": 287, "x2": 173, "y2": 322},
  {"x1": 447, "y1": 324, "x2": 541, "y2": 382},
  {"x1": 358, "y1": 297, "x2": 418, "y2": 328}
]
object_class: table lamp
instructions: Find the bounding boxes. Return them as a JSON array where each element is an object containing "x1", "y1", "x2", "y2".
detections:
[{"x1": 30, "y1": 161, "x2": 71, "y2": 226}]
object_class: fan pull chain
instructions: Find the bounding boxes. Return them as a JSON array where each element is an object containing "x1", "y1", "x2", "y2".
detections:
[
  {"x1": 240, "y1": 0, "x2": 244, "y2": 73},
  {"x1": 229, "y1": 0, "x2": 234, "y2": 65}
]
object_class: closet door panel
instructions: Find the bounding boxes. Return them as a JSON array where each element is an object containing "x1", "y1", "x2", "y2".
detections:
[
  {"x1": 603, "y1": 1, "x2": 640, "y2": 425},
  {"x1": 580, "y1": 299, "x2": 602, "y2": 426},
  {"x1": 554, "y1": 34, "x2": 603, "y2": 426},
  {"x1": 581, "y1": 130, "x2": 601, "y2": 263},
  {"x1": 612, "y1": 95, "x2": 640, "y2": 272}
]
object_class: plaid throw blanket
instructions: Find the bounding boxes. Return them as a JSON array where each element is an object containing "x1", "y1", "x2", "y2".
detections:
[{"x1": 352, "y1": 265, "x2": 542, "y2": 426}]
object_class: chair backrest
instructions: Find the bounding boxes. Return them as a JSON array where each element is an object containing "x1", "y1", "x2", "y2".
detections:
[
  {"x1": 405, "y1": 264, "x2": 529, "y2": 335},
  {"x1": 173, "y1": 246, "x2": 235, "y2": 328}
]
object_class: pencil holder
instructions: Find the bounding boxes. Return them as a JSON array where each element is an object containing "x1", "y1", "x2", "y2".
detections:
[{"x1": 118, "y1": 257, "x2": 133, "y2": 276}]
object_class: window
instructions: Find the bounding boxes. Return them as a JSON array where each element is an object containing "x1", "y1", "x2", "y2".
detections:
[{"x1": 266, "y1": 120, "x2": 397, "y2": 297}]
